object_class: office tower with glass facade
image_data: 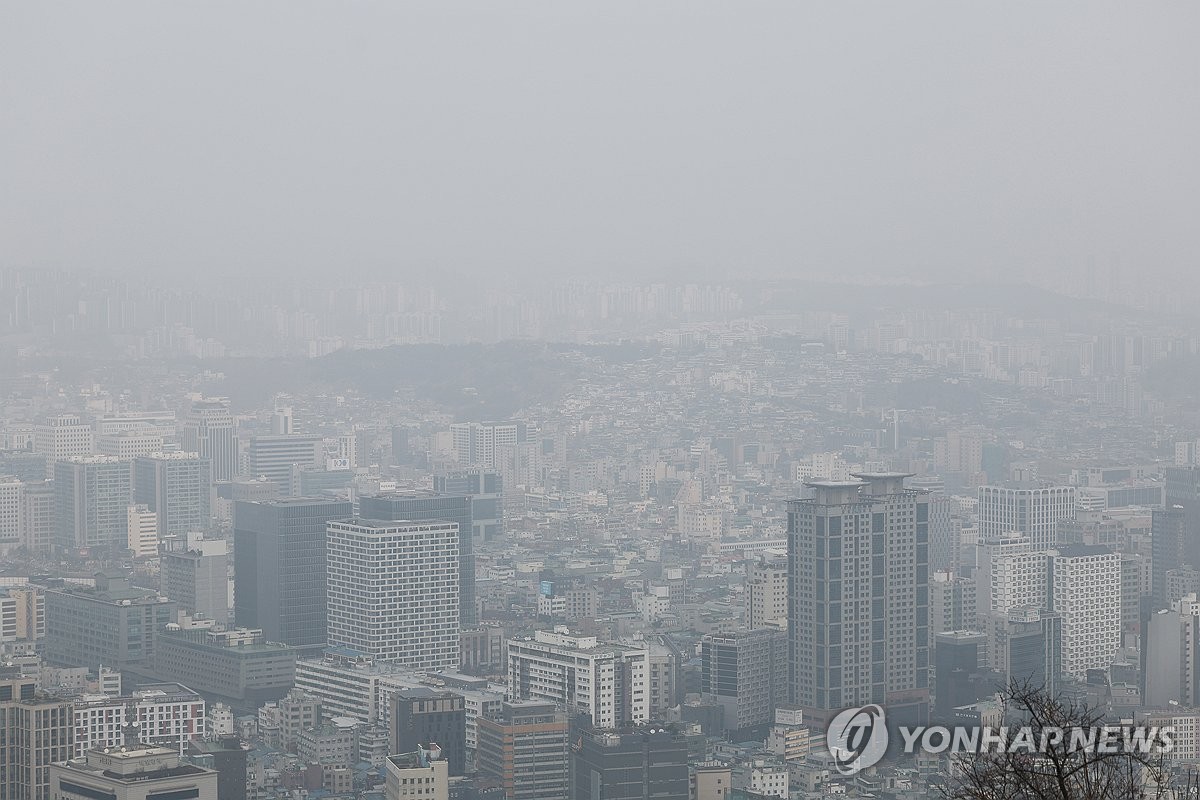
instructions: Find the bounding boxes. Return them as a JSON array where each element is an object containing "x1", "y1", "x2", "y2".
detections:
[
  {"x1": 1153, "y1": 505, "x2": 1188, "y2": 608},
  {"x1": 433, "y1": 469, "x2": 503, "y2": 543},
  {"x1": 134, "y1": 451, "x2": 212, "y2": 538},
  {"x1": 246, "y1": 434, "x2": 322, "y2": 496},
  {"x1": 233, "y1": 497, "x2": 352, "y2": 650},
  {"x1": 54, "y1": 455, "x2": 132, "y2": 552},
  {"x1": 181, "y1": 398, "x2": 238, "y2": 482}
]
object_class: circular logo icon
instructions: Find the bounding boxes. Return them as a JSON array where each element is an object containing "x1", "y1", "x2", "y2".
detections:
[{"x1": 826, "y1": 704, "x2": 888, "y2": 775}]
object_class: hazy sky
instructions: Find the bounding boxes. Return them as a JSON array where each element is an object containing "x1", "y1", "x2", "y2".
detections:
[{"x1": 2, "y1": 2, "x2": 1197, "y2": 287}]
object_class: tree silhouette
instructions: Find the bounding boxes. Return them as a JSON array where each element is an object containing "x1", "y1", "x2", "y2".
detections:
[{"x1": 941, "y1": 681, "x2": 1196, "y2": 800}]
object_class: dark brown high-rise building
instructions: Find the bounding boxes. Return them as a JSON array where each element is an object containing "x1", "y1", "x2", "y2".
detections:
[{"x1": 476, "y1": 701, "x2": 569, "y2": 800}]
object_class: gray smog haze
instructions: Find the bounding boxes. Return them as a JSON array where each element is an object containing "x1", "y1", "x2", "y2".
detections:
[{"x1": 2, "y1": 2, "x2": 1197, "y2": 288}]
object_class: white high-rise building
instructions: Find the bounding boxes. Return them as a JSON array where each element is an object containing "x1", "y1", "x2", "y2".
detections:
[
  {"x1": 1047, "y1": 545, "x2": 1121, "y2": 679},
  {"x1": 127, "y1": 504, "x2": 158, "y2": 559},
  {"x1": 97, "y1": 432, "x2": 166, "y2": 460},
  {"x1": 337, "y1": 434, "x2": 358, "y2": 468},
  {"x1": 974, "y1": 532, "x2": 1050, "y2": 670},
  {"x1": 978, "y1": 533, "x2": 1049, "y2": 615},
  {"x1": 930, "y1": 571, "x2": 977, "y2": 639},
  {"x1": 326, "y1": 519, "x2": 459, "y2": 669},
  {"x1": 33, "y1": 413, "x2": 94, "y2": 470},
  {"x1": 246, "y1": 434, "x2": 322, "y2": 495},
  {"x1": 977, "y1": 485, "x2": 1076, "y2": 552},
  {"x1": 506, "y1": 629, "x2": 648, "y2": 729},
  {"x1": 746, "y1": 555, "x2": 788, "y2": 630},
  {"x1": 449, "y1": 421, "x2": 526, "y2": 469}
]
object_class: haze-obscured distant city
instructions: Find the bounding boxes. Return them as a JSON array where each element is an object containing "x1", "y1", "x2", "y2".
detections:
[{"x1": 3, "y1": 3, "x2": 1199, "y2": 800}]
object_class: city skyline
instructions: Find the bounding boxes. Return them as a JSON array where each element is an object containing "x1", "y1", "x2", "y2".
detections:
[{"x1": 2, "y1": 3, "x2": 1197, "y2": 798}]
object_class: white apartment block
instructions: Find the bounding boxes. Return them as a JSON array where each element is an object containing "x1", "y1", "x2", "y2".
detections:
[
  {"x1": 293, "y1": 652, "x2": 484, "y2": 731},
  {"x1": 1047, "y1": 546, "x2": 1121, "y2": 679},
  {"x1": 326, "y1": 519, "x2": 459, "y2": 670},
  {"x1": 449, "y1": 421, "x2": 525, "y2": 469},
  {"x1": 974, "y1": 534, "x2": 1052, "y2": 669},
  {"x1": 733, "y1": 759, "x2": 789, "y2": 799},
  {"x1": 507, "y1": 629, "x2": 648, "y2": 729},
  {"x1": 538, "y1": 594, "x2": 567, "y2": 617},
  {"x1": 634, "y1": 585, "x2": 670, "y2": 623},
  {"x1": 978, "y1": 485, "x2": 1076, "y2": 552},
  {"x1": 385, "y1": 752, "x2": 449, "y2": 800}
]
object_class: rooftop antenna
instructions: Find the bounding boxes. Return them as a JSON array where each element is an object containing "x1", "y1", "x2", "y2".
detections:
[{"x1": 121, "y1": 720, "x2": 140, "y2": 749}]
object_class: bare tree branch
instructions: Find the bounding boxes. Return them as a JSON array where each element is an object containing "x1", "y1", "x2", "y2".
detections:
[{"x1": 940, "y1": 680, "x2": 1178, "y2": 800}]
